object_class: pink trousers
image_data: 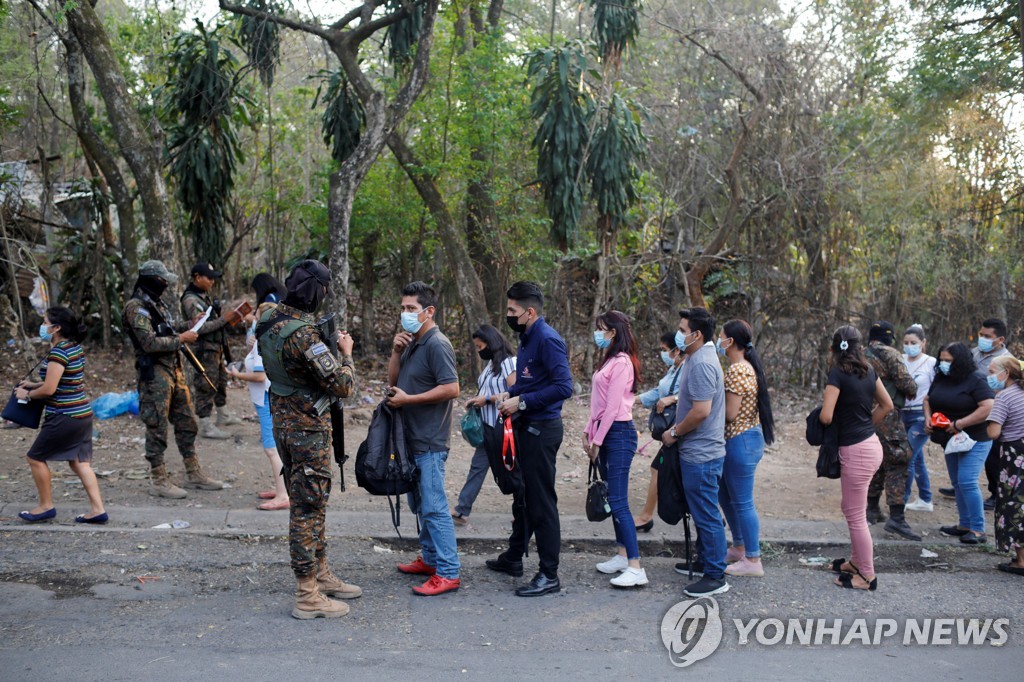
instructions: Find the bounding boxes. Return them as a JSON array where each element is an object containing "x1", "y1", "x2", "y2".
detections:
[{"x1": 839, "y1": 434, "x2": 883, "y2": 578}]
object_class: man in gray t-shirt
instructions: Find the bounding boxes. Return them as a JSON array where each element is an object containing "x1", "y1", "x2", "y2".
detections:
[{"x1": 661, "y1": 307, "x2": 729, "y2": 598}]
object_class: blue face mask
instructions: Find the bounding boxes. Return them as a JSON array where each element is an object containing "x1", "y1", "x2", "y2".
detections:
[
  {"x1": 939, "y1": 361, "x2": 952, "y2": 375},
  {"x1": 904, "y1": 344, "x2": 921, "y2": 358},
  {"x1": 401, "y1": 311, "x2": 424, "y2": 334},
  {"x1": 675, "y1": 330, "x2": 697, "y2": 351},
  {"x1": 716, "y1": 338, "x2": 732, "y2": 356},
  {"x1": 39, "y1": 324, "x2": 52, "y2": 342},
  {"x1": 978, "y1": 337, "x2": 995, "y2": 353},
  {"x1": 987, "y1": 374, "x2": 1006, "y2": 391},
  {"x1": 593, "y1": 330, "x2": 611, "y2": 349},
  {"x1": 660, "y1": 350, "x2": 674, "y2": 367}
]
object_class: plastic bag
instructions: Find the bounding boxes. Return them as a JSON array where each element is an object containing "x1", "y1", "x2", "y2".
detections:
[
  {"x1": 460, "y1": 405, "x2": 485, "y2": 447},
  {"x1": 92, "y1": 391, "x2": 140, "y2": 419}
]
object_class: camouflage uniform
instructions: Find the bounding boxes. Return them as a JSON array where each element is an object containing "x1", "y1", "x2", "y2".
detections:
[
  {"x1": 258, "y1": 302, "x2": 354, "y2": 579},
  {"x1": 124, "y1": 294, "x2": 199, "y2": 467},
  {"x1": 866, "y1": 341, "x2": 919, "y2": 504},
  {"x1": 180, "y1": 286, "x2": 229, "y2": 418}
]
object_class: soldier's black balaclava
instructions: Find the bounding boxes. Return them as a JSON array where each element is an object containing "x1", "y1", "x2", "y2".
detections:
[
  {"x1": 284, "y1": 260, "x2": 331, "y2": 313},
  {"x1": 136, "y1": 275, "x2": 168, "y2": 300}
]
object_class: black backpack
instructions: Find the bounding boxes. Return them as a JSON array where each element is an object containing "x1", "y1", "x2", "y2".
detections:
[
  {"x1": 485, "y1": 413, "x2": 524, "y2": 495},
  {"x1": 355, "y1": 401, "x2": 418, "y2": 534},
  {"x1": 656, "y1": 443, "x2": 689, "y2": 525}
]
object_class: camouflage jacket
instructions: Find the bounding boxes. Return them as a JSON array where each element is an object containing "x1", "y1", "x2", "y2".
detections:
[
  {"x1": 123, "y1": 293, "x2": 188, "y2": 373},
  {"x1": 867, "y1": 341, "x2": 918, "y2": 409},
  {"x1": 259, "y1": 303, "x2": 355, "y2": 431},
  {"x1": 180, "y1": 285, "x2": 228, "y2": 353}
]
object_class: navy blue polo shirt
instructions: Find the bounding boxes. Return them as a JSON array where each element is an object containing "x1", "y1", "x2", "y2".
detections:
[{"x1": 507, "y1": 317, "x2": 573, "y2": 421}]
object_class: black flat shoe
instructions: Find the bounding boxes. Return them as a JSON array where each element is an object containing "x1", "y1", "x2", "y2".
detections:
[
  {"x1": 939, "y1": 487, "x2": 955, "y2": 498},
  {"x1": 18, "y1": 508, "x2": 56, "y2": 523},
  {"x1": 75, "y1": 512, "x2": 109, "y2": 525},
  {"x1": 960, "y1": 532, "x2": 987, "y2": 545},
  {"x1": 515, "y1": 572, "x2": 560, "y2": 597},
  {"x1": 940, "y1": 525, "x2": 970, "y2": 537},
  {"x1": 485, "y1": 554, "x2": 524, "y2": 577},
  {"x1": 635, "y1": 520, "x2": 654, "y2": 533}
]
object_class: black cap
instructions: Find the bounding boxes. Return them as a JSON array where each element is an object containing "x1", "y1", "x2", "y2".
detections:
[
  {"x1": 191, "y1": 262, "x2": 223, "y2": 279},
  {"x1": 869, "y1": 320, "x2": 895, "y2": 346}
]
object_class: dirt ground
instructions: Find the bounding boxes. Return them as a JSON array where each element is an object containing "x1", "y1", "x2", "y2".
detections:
[{"x1": 0, "y1": 346, "x2": 966, "y2": 532}]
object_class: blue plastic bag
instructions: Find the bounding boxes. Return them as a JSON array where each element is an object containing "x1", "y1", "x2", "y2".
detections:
[
  {"x1": 91, "y1": 391, "x2": 139, "y2": 419},
  {"x1": 460, "y1": 406, "x2": 485, "y2": 447}
]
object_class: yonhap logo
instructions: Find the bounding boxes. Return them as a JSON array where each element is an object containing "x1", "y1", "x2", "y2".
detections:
[{"x1": 660, "y1": 597, "x2": 723, "y2": 667}]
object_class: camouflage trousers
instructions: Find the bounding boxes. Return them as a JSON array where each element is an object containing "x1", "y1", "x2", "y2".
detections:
[
  {"x1": 138, "y1": 366, "x2": 198, "y2": 467},
  {"x1": 868, "y1": 410, "x2": 912, "y2": 505},
  {"x1": 275, "y1": 427, "x2": 333, "y2": 578},
  {"x1": 190, "y1": 348, "x2": 228, "y2": 418}
]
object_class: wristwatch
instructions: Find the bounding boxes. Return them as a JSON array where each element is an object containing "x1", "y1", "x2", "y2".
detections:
[{"x1": 519, "y1": 398, "x2": 527, "y2": 412}]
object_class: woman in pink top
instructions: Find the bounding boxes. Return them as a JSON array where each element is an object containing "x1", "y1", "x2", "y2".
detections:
[{"x1": 583, "y1": 311, "x2": 644, "y2": 587}]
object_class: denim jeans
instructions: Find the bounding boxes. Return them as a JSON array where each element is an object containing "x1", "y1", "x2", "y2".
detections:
[
  {"x1": 597, "y1": 421, "x2": 640, "y2": 560},
  {"x1": 944, "y1": 439, "x2": 992, "y2": 533},
  {"x1": 455, "y1": 427, "x2": 493, "y2": 517},
  {"x1": 719, "y1": 426, "x2": 764, "y2": 558},
  {"x1": 902, "y1": 411, "x2": 932, "y2": 503},
  {"x1": 410, "y1": 450, "x2": 461, "y2": 578},
  {"x1": 680, "y1": 456, "x2": 727, "y2": 580}
]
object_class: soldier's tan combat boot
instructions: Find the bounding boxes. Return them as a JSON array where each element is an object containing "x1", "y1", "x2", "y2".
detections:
[
  {"x1": 199, "y1": 416, "x2": 231, "y2": 439},
  {"x1": 149, "y1": 464, "x2": 187, "y2": 499},
  {"x1": 292, "y1": 576, "x2": 349, "y2": 619},
  {"x1": 316, "y1": 557, "x2": 363, "y2": 599},
  {"x1": 216, "y1": 406, "x2": 242, "y2": 426},
  {"x1": 183, "y1": 457, "x2": 225, "y2": 490}
]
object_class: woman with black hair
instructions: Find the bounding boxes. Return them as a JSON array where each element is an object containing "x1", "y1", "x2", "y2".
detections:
[
  {"x1": 15, "y1": 307, "x2": 107, "y2": 524},
  {"x1": 819, "y1": 325, "x2": 893, "y2": 591},
  {"x1": 717, "y1": 319, "x2": 775, "y2": 577},
  {"x1": 251, "y1": 273, "x2": 287, "y2": 307},
  {"x1": 585, "y1": 311, "x2": 644, "y2": 587},
  {"x1": 924, "y1": 342, "x2": 994, "y2": 545},
  {"x1": 451, "y1": 324, "x2": 517, "y2": 526}
]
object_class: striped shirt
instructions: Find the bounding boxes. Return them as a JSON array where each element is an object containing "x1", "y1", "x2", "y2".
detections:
[
  {"x1": 43, "y1": 341, "x2": 92, "y2": 418},
  {"x1": 477, "y1": 356, "x2": 517, "y2": 427},
  {"x1": 989, "y1": 383, "x2": 1024, "y2": 442}
]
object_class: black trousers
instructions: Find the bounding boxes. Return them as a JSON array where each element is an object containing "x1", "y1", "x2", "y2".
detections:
[
  {"x1": 507, "y1": 417, "x2": 563, "y2": 577},
  {"x1": 985, "y1": 441, "x2": 1001, "y2": 499}
]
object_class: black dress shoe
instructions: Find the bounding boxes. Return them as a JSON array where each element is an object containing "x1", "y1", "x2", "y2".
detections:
[
  {"x1": 984, "y1": 496, "x2": 995, "y2": 511},
  {"x1": 485, "y1": 554, "x2": 524, "y2": 577},
  {"x1": 940, "y1": 525, "x2": 970, "y2": 536},
  {"x1": 635, "y1": 520, "x2": 654, "y2": 533},
  {"x1": 515, "y1": 572, "x2": 560, "y2": 597},
  {"x1": 939, "y1": 487, "x2": 955, "y2": 498}
]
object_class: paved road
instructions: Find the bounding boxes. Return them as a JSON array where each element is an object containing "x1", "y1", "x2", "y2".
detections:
[{"x1": 0, "y1": 526, "x2": 1019, "y2": 681}]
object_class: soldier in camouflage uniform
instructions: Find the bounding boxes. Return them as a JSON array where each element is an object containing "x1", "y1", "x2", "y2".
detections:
[
  {"x1": 256, "y1": 260, "x2": 360, "y2": 619},
  {"x1": 180, "y1": 262, "x2": 241, "y2": 439},
  {"x1": 123, "y1": 261, "x2": 224, "y2": 499},
  {"x1": 865, "y1": 321, "x2": 922, "y2": 540}
]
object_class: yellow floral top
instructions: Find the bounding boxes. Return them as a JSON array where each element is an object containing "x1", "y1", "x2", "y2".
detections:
[{"x1": 724, "y1": 362, "x2": 760, "y2": 439}]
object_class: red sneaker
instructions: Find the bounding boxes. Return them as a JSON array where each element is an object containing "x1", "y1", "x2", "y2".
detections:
[
  {"x1": 412, "y1": 575, "x2": 460, "y2": 596},
  {"x1": 396, "y1": 556, "x2": 436, "y2": 576}
]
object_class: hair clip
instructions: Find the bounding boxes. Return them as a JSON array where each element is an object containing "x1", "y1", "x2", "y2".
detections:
[
  {"x1": 746, "y1": 342, "x2": 754, "y2": 349},
  {"x1": 839, "y1": 340, "x2": 849, "y2": 351}
]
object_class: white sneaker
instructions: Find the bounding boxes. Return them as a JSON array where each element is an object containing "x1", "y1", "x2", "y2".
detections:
[
  {"x1": 906, "y1": 498, "x2": 934, "y2": 512},
  {"x1": 596, "y1": 554, "x2": 629, "y2": 574},
  {"x1": 610, "y1": 567, "x2": 648, "y2": 587}
]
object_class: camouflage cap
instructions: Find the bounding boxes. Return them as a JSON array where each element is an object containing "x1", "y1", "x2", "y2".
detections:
[{"x1": 139, "y1": 260, "x2": 178, "y2": 284}]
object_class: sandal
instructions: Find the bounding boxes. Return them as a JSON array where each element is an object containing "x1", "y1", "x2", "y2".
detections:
[
  {"x1": 830, "y1": 558, "x2": 856, "y2": 574},
  {"x1": 835, "y1": 571, "x2": 878, "y2": 591},
  {"x1": 997, "y1": 562, "x2": 1024, "y2": 576}
]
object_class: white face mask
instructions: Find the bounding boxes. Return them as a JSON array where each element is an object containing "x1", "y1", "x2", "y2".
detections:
[{"x1": 401, "y1": 311, "x2": 424, "y2": 334}]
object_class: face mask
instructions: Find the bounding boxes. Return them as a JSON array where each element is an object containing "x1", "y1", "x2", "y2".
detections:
[
  {"x1": 660, "y1": 350, "x2": 673, "y2": 367},
  {"x1": 478, "y1": 348, "x2": 494, "y2": 361},
  {"x1": 506, "y1": 312, "x2": 528, "y2": 334},
  {"x1": 593, "y1": 330, "x2": 611, "y2": 350},
  {"x1": 904, "y1": 344, "x2": 921, "y2": 358},
  {"x1": 716, "y1": 338, "x2": 732, "y2": 356},
  {"x1": 978, "y1": 337, "x2": 994, "y2": 353},
  {"x1": 987, "y1": 374, "x2": 1006, "y2": 391},
  {"x1": 675, "y1": 330, "x2": 696, "y2": 351},
  {"x1": 401, "y1": 311, "x2": 424, "y2": 334},
  {"x1": 39, "y1": 324, "x2": 52, "y2": 342},
  {"x1": 939, "y1": 361, "x2": 952, "y2": 375}
]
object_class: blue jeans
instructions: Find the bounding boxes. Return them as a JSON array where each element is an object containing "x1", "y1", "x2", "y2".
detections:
[
  {"x1": 719, "y1": 426, "x2": 764, "y2": 558},
  {"x1": 944, "y1": 439, "x2": 992, "y2": 533},
  {"x1": 597, "y1": 421, "x2": 640, "y2": 560},
  {"x1": 902, "y1": 411, "x2": 931, "y2": 503},
  {"x1": 680, "y1": 455, "x2": 727, "y2": 580},
  {"x1": 409, "y1": 450, "x2": 461, "y2": 578}
]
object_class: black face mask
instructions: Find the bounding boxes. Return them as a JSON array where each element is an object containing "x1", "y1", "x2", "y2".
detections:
[
  {"x1": 137, "y1": 275, "x2": 168, "y2": 301},
  {"x1": 478, "y1": 348, "x2": 494, "y2": 360},
  {"x1": 506, "y1": 313, "x2": 528, "y2": 334}
]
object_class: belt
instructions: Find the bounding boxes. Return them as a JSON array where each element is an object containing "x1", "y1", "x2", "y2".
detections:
[{"x1": 902, "y1": 406, "x2": 923, "y2": 412}]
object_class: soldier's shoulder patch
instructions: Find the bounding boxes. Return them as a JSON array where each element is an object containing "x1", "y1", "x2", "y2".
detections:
[
  {"x1": 309, "y1": 342, "x2": 329, "y2": 357},
  {"x1": 136, "y1": 308, "x2": 151, "y2": 318}
]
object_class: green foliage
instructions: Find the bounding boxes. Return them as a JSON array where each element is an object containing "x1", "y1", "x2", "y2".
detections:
[
  {"x1": 526, "y1": 42, "x2": 594, "y2": 250},
  {"x1": 236, "y1": 0, "x2": 281, "y2": 88},
  {"x1": 589, "y1": 0, "x2": 641, "y2": 61},
  {"x1": 162, "y1": 21, "x2": 245, "y2": 266},
  {"x1": 586, "y1": 92, "x2": 646, "y2": 227},
  {"x1": 313, "y1": 70, "x2": 365, "y2": 164},
  {"x1": 384, "y1": 0, "x2": 425, "y2": 72}
]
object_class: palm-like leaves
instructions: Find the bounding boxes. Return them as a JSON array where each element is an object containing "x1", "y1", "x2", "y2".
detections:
[
  {"x1": 586, "y1": 93, "x2": 646, "y2": 228},
  {"x1": 237, "y1": 0, "x2": 281, "y2": 88},
  {"x1": 314, "y1": 70, "x2": 365, "y2": 164},
  {"x1": 589, "y1": 0, "x2": 641, "y2": 63}
]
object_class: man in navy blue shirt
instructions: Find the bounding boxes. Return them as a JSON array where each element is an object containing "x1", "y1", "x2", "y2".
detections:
[{"x1": 488, "y1": 281, "x2": 573, "y2": 596}]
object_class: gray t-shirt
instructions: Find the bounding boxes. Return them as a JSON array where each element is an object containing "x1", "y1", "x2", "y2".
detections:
[
  {"x1": 973, "y1": 345, "x2": 1011, "y2": 373},
  {"x1": 396, "y1": 326, "x2": 459, "y2": 454},
  {"x1": 676, "y1": 343, "x2": 726, "y2": 463}
]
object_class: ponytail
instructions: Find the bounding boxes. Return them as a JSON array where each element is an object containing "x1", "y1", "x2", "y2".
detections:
[{"x1": 722, "y1": 319, "x2": 775, "y2": 445}]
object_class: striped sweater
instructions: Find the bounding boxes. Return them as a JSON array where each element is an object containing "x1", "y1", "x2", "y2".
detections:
[{"x1": 43, "y1": 341, "x2": 93, "y2": 418}]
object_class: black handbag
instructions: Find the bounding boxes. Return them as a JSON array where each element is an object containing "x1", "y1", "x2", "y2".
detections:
[
  {"x1": 586, "y1": 461, "x2": 612, "y2": 522},
  {"x1": 2, "y1": 390, "x2": 44, "y2": 429},
  {"x1": 649, "y1": 365, "x2": 683, "y2": 439}
]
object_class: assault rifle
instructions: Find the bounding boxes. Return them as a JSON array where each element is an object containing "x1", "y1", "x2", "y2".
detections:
[{"x1": 317, "y1": 313, "x2": 348, "y2": 491}]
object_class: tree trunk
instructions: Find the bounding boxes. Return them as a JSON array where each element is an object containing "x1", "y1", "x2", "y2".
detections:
[
  {"x1": 359, "y1": 231, "x2": 378, "y2": 355},
  {"x1": 66, "y1": 1, "x2": 178, "y2": 268}
]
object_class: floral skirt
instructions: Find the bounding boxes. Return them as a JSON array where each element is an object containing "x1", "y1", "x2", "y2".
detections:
[{"x1": 995, "y1": 438, "x2": 1024, "y2": 553}]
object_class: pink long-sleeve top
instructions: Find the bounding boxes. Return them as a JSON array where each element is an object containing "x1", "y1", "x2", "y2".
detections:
[{"x1": 585, "y1": 352, "x2": 636, "y2": 446}]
